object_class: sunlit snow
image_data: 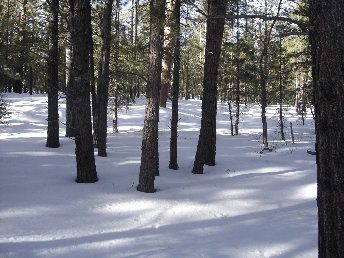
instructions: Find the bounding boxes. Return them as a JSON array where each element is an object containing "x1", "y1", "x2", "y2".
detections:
[{"x1": 0, "y1": 93, "x2": 317, "y2": 258}]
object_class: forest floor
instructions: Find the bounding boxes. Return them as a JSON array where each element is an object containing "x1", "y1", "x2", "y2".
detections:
[{"x1": 0, "y1": 93, "x2": 317, "y2": 258}]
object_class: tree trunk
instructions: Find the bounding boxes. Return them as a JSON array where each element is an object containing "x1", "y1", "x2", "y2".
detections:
[
  {"x1": 160, "y1": 0, "x2": 175, "y2": 108},
  {"x1": 112, "y1": 86, "x2": 119, "y2": 133},
  {"x1": 309, "y1": 1, "x2": 344, "y2": 257},
  {"x1": 133, "y1": 0, "x2": 140, "y2": 98},
  {"x1": 185, "y1": 50, "x2": 190, "y2": 100},
  {"x1": 97, "y1": 0, "x2": 114, "y2": 157},
  {"x1": 192, "y1": 0, "x2": 227, "y2": 174},
  {"x1": 69, "y1": 0, "x2": 98, "y2": 183},
  {"x1": 65, "y1": 28, "x2": 76, "y2": 138},
  {"x1": 89, "y1": 22, "x2": 98, "y2": 145},
  {"x1": 46, "y1": 0, "x2": 60, "y2": 148},
  {"x1": 29, "y1": 66, "x2": 33, "y2": 95},
  {"x1": 234, "y1": 1, "x2": 240, "y2": 136},
  {"x1": 260, "y1": 53, "x2": 269, "y2": 149},
  {"x1": 137, "y1": 0, "x2": 165, "y2": 193},
  {"x1": 169, "y1": 0, "x2": 180, "y2": 170},
  {"x1": 228, "y1": 97, "x2": 234, "y2": 136},
  {"x1": 113, "y1": 0, "x2": 120, "y2": 134},
  {"x1": 258, "y1": 0, "x2": 282, "y2": 150},
  {"x1": 235, "y1": 62, "x2": 240, "y2": 135},
  {"x1": 279, "y1": 38, "x2": 285, "y2": 141}
]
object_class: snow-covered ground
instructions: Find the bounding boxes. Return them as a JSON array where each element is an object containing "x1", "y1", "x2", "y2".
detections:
[{"x1": 0, "y1": 93, "x2": 317, "y2": 258}]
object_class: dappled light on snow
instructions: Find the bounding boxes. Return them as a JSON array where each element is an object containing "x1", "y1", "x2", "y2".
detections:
[{"x1": 0, "y1": 93, "x2": 317, "y2": 257}]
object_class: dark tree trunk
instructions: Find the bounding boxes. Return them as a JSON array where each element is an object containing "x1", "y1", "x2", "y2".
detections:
[
  {"x1": 235, "y1": 66, "x2": 240, "y2": 135},
  {"x1": 185, "y1": 51, "x2": 190, "y2": 100},
  {"x1": 259, "y1": 53, "x2": 269, "y2": 149},
  {"x1": 192, "y1": 0, "x2": 227, "y2": 174},
  {"x1": 309, "y1": 1, "x2": 344, "y2": 257},
  {"x1": 65, "y1": 29, "x2": 76, "y2": 138},
  {"x1": 29, "y1": 66, "x2": 33, "y2": 95},
  {"x1": 133, "y1": 0, "x2": 140, "y2": 99},
  {"x1": 89, "y1": 23, "x2": 98, "y2": 145},
  {"x1": 184, "y1": 7, "x2": 190, "y2": 101},
  {"x1": 234, "y1": 1, "x2": 240, "y2": 136},
  {"x1": 69, "y1": 0, "x2": 98, "y2": 183},
  {"x1": 113, "y1": 0, "x2": 120, "y2": 134},
  {"x1": 160, "y1": 0, "x2": 175, "y2": 108},
  {"x1": 228, "y1": 96, "x2": 234, "y2": 136},
  {"x1": 279, "y1": 38, "x2": 285, "y2": 141},
  {"x1": 169, "y1": 0, "x2": 180, "y2": 170},
  {"x1": 112, "y1": 86, "x2": 119, "y2": 133},
  {"x1": 137, "y1": 0, "x2": 165, "y2": 193},
  {"x1": 97, "y1": 0, "x2": 114, "y2": 157},
  {"x1": 46, "y1": 0, "x2": 60, "y2": 148}
]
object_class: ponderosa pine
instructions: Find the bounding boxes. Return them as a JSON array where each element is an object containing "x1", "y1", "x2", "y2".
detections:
[
  {"x1": 69, "y1": 0, "x2": 98, "y2": 183},
  {"x1": 137, "y1": 0, "x2": 165, "y2": 193},
  {"x1": 192, "y1": 0, "x2": 228, "y2": 174},
  {"x1": 309, "y1": 0, "x2": 344, "y2": 256},
  {"x1": 46, "y1": 0, "x2": 60, "y2": 148}
]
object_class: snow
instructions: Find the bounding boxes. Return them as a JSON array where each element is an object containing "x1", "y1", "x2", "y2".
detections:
[{"x1": 0, "y1": 93, "x2": 317, "y2": 258}]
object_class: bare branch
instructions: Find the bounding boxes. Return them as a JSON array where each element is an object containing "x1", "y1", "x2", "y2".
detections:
[
  {"x1": 279, "y1": 31, "x2": 309, "y2": 37},
  {"x1": 215, "y1": 14, "x2": 309, "y2": 32},
  {"x1": 183, "y1": 0, "x2": 207, "y2": 18}
]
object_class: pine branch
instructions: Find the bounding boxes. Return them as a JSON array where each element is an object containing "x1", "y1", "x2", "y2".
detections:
[{"x1": 115, "y1": 70, "x2": 149, "y2": 84}]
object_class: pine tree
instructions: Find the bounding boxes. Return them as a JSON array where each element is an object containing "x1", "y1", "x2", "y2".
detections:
[
  {"x1": 257, "y1": 0, "x2": 282, "y2": 150},
  {"x1": 159, "y1": 0, "x2": 175, "y2": 108},
  {"x1": 169, "y1": 0, "x2": 180, "y2": 170},
  {"x1": 46, "y1": 0, "x2": 60, "y2": 148},
  {"x1": 65, "y1": 21, "x2": 76, "y2": 138},
  {"x1": 69, "y1": 0, "x2": 98, "y2": 183},
  {"x1": 97, "y1": 0, "x2": 114, "y2": 157},
  {"x1": 137, "y1": 0, "x2": 165, "y2": 193},
  {"x1": 310, "y1": 0, "x2": 344, "y2": 256},
  {"x1": 192, "y1": 0, "x2": 228, "y2": 174},
  {"x1": 112, "y1": 0, "x2": 120, "y2": 134}
]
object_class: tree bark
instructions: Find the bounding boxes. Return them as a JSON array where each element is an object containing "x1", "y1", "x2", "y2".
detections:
[
  {"x1": 46, "y1": 0, "x2": 60, "y2": 148},
  {"x1": 192, "y1": 0, "x2": 227, "y2": 174},
  {"x1": 113, "y1": 0, "x2": 120, "y2": 134},
  {"x1": 137, "y1": 0, "x2": 165, "y2": 193},
  {"x1": 160, "y1": 0, "x2": 175, "y2": 108},
  {"x1": 169, "y1": 0, "x2": 180, "y2": 170},
  {"x1": 65, "y1": 28, "x2": 76, "y2": 138},
  {"x1": 234, "y1": 0, "x2": 240, "y2": 136},
  {"x1": 259, "y1": 50, "x2": 269, "y2": 149},
  {"x1": 185, "y1": 50, "x2": 190, "y2": 100},
  {"x1": 89, "y1": 22, "x2": 98, "y2": 145},
  {"x1": 309, "y1": 0, "x2": 344, "y2": 257},
  {"x1": 69, "y1": 0, "x2": 98, "y2": 183},
  {"x1": 279, "y1": 38, "x2": 285, "y2": 141},
  {"x1": 97, "y1": 0, "x2": 114, "y2": 157}
]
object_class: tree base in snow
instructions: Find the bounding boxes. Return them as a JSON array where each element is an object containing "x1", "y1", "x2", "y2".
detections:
[
  {"x1": 169, "y1": 163, "x2": 179, "y2": 170},
  {"x1": 137, "y1": 184, "x2": 156, "y2": 193}
]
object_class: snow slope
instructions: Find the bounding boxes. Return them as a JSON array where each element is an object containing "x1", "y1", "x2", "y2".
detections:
[{"x1": 0, "y1": 93, "x2": 317, "y2": 258}]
